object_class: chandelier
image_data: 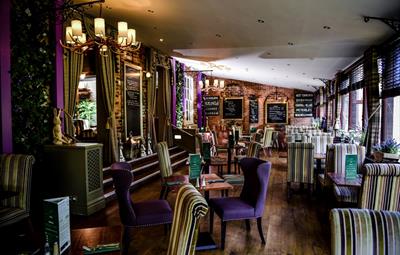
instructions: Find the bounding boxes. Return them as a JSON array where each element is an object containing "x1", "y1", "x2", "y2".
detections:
[
  {"x1": 60, "y1": 0, "x2": 141, "y2": 55},
  {"x1": 199, "y1": 72, "x2": 225, "y2": 93}
]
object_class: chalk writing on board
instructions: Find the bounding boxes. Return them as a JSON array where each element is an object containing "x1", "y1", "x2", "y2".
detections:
[
  {"x1": 203, "y1": 96, "x2": 220, "y2": 116},
  {"x1": 295, "y1": 92, "x2": 313, "y2": 118},
  {"x1": 249, "y1": 100, "x2": 258, "y2": 123},
  {"x1": 266, "y1": 103, "x2": 287, "y2": 124},
  {"x1": 223, "y1": 98, "x2": 243, "y2": 119}
]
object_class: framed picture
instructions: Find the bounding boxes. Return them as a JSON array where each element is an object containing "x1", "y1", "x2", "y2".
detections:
[
  {"x1": 223, "y1": 97, "x2": 243, "y2": 119},
  {"x1": 265, "y1": 102, "x2": 288, "y2": 124},
  {"x1": 124, "y1": 63, "x2": 143, "y2": 139}
]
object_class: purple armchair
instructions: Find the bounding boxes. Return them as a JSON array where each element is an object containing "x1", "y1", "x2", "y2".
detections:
[
  {"x1": 110, "y1": 162, "x2": 173, "y2": 255},
  {"x1": 208, "y1": 158, "x2": 272, "y2": 249}
]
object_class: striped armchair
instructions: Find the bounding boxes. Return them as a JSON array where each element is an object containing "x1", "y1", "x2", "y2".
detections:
[
  {"x1": 360, "y1": 163, "x2": 400, "y2": 211},
  {"x1": 330, "y1": 208, "x2": 400, "y2": 255},
  {"x1": 320, "y1": 144, "x2": 365, "y2": 204},
  {"x1": 287, "y1": 143, "x2": 314, "y2": 198},
  {"x1": 259, "y1": 127, "x2": 274, "y2": 157},
  {"x1": 311, "y1": 135, "x2": 333, "y2": 154},
  {"x1": 156, "y1": 142, "x2": 186, "y2": 199},
  {"x1": 233, "y1": 141, "x2": 261, "y2": 174},
  {"x1": 167, "y1": 184, "x2": 208, "y2": 255},
  {"x1": 287, "y1": 133, "x2": 312, "y2": 143},
  {"x1": 0, "y1": 154, "x2": 35, "y2": 228}
]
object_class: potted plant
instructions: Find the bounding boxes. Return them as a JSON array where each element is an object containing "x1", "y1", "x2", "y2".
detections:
[{"x1": 372, "y1": 138, "x2": 400, "y2": 162}]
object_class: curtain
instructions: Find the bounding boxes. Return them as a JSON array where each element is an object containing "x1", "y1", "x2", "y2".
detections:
[
  {"x1": 149, "y1": 49, "x2": 173, "y2": 148},
  {"x1": 96, "y1": 50, "x2": 118, "y2": 164},
  {"x1": 363, "y1": 47, "x2": 381, "y2": 155},
  {"x1": 63, "y1": 50, "x2": 83, "y2": 136},
  {"x1": 155, "y1": 67, "x2": 172, "y2": 145}
]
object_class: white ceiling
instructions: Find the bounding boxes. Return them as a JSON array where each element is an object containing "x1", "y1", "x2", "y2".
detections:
[{"x1": 79, "y1": 0, "x2": 400, "y2": 91}]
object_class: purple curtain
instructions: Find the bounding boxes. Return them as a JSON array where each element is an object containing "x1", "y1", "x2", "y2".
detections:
[
  {"x1": 197, "y1": 72, "x2": 203, "y2": 128},
  {"x1": 171, "y1": 59, "x2": 177, "y2": 126}
]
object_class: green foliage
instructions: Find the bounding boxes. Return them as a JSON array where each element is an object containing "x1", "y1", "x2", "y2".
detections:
[
  {"x1": 11, "y1": 0, "x2": 54, "y2": 158},
  {"x1": 77, "y1": 100, "x2": 97, "y2": 126},
  {"x1": 175, "y1": 62, "x2": 184, "y2": 128}
]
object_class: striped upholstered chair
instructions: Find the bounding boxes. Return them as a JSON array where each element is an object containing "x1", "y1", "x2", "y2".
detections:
[
  {"x1": 330, "y1": 144, "x2": 365, "y2": 204},
  {"x1": 330, "y1": 208, "x2": 400, "y2": 255},
  {"x1": 0, "y1": 154, "x2": 35, "y2": 228},
  {"x1": 359, "y1": 163, "x2": 400, "y2": 211},
  {"x1": 311, "y1": 135, "x2": 334, "y2": 154},
  {"x1": 287, "y1": 142, "x2": 314, "y2": 199},
  {"x1": 258, "y1": 127, "x2": 274, "y2": 157},
  {"x1": 156, "y1": 141, "x2": 186, "y2": 199},
  {"x1": 167, "y1": 184, "x2": 208, "y2": 255},
  {"x1": 233, "y1": 141, "x2": 261, "y2": 174}
]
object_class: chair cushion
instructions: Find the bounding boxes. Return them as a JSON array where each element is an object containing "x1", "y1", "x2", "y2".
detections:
[
  {"x1": 222, "y1": 174, "x2": 244, "y2": 185},
  {"x1": 132, "y1": 200, "x2": 172, "y2": 226},
  {"x1": 0, "y1": 207, "x2": 29, "y2": 228},
  {"x1": 333, "y1": 185, "x2": 358, "y2": 203},
  {"x1": 209, "y1": 197, "x2": 255, "y2": 221}
]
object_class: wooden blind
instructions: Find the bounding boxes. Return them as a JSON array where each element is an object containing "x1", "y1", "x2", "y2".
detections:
[
  {"x1": 381, "y1": 39, "x2": 400, "y2": 98},
  {"x1": 339, "y1": 76, "x2": 349, "y2": 95},
  {"x1": 349, "y1": 63, "x2": 364, "y2": 91}
]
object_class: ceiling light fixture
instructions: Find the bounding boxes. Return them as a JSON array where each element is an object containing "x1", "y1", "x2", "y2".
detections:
[
  {"x1": 159, "y1": 38, "x2": 164, "y2": 42},
  {"x1": 60, "y1": 0, "x2": 140, "y2": 55},
  {"x1": 198, "y1": 70, "x2": 225, "y2": 93}
]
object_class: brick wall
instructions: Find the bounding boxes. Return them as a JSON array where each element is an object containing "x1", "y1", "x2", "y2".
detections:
[{"x1": 201, "y1": 78, "x2": 312, "y2": 132}]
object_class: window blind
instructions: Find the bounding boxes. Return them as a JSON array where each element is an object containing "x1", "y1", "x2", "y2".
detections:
[
  {"x1": 349, "y1": 63, "x2": 364, "y2": 91},
  {"x1": 381, "y1": 39, "x2": 400, "y2": 98},
  {"x1": 339, "y1": 76, "x2": 349, "y2": 95}
]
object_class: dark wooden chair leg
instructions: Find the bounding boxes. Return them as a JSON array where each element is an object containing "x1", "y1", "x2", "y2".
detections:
[
  {"x1": 287, "y1": 182, "x2": 291, "y2": 201},
  {"x1": 159, "y1": 186, "x2": 166, "y2": 199},
  {"x1": 209, "y1": 208, "x2": 214, "y2": 234},
  {"x1": 245, "y1": 219, "x2": 250, "y2": 231},
  {"x1": 221, "y1": 221, "x2": 226, "y2": 250},
  {"x1": 164, "y1": 188, "x2": 170, "y2": 200},
  {"x1": 121, "y1": 226, "x2": 132, "y2": 255},
  {"x1": 257, "y1": 218, "x2": 266, "y2": 244}
]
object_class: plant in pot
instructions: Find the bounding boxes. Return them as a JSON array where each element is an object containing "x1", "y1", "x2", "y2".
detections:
[{"x1": 372, "y1": 138, "x2": 400, "y2": 162}]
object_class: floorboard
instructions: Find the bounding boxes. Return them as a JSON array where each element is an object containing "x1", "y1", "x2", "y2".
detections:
[{"x1": 70, "y1": 152, "x2": 331, "y2": 254}]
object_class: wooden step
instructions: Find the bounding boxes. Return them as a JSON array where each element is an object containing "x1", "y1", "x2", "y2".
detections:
[{"x1": 102, "y1": 146, "x2": 188, "y2": 203}]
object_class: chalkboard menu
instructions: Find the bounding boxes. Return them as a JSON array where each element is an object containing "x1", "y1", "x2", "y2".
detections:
[
  {"x1": 249, "y1": 100, "x2": 258, "y2": 123},
  {"x1": 223, "y1": 98, "x2": 243, "y2": 119},
  {"x1": 203, "y1": 96, "x2": 220, "y2": 116},
  {"x1": 124, "y1": 64, "x2": 142, "y2": 138},
  {"x1": 266, "y1": 103, "x2": 287, "y2": 124},
  {"x1": 294, "y1": 92, "x2": 314, "y2": 117}
]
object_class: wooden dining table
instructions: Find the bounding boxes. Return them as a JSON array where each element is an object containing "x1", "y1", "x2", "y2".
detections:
[{"x1": 326, "y1": 172, "x2": 363, "y2": 187}]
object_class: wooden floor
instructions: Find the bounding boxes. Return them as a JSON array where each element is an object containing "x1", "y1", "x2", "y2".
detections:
[{"x1": 70, "y1": 152, "x2": 332, "y2": 255}]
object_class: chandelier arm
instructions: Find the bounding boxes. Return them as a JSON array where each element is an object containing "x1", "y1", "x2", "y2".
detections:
[{"x1": 59, "y1": 40, "x2": 85, "y2": 54}]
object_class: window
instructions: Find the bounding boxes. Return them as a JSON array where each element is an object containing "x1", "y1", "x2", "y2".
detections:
[
  {"x1": 341, "y1": 93, "x2": 349, "y2": 131},
  {"x1": 184, "y1": 75, "x2": 194, "y2": 124},
  {"x1": 350, "y1": 88, "x2": 363, "y2": 130},
  {"x1": 75, "y1": 75, "x2": 97, "y2": 134},
  {"x1": 393, "y1": 96, "x2": 400, "y2": 142}
]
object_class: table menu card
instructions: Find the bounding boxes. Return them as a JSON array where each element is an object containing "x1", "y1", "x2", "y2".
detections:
[
  {"x1": 345, "y1": 154, "x2": 358, "y2": 179},
  {"x1": 189, "y1": 154, "x2": 202, "y2": 180}
]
